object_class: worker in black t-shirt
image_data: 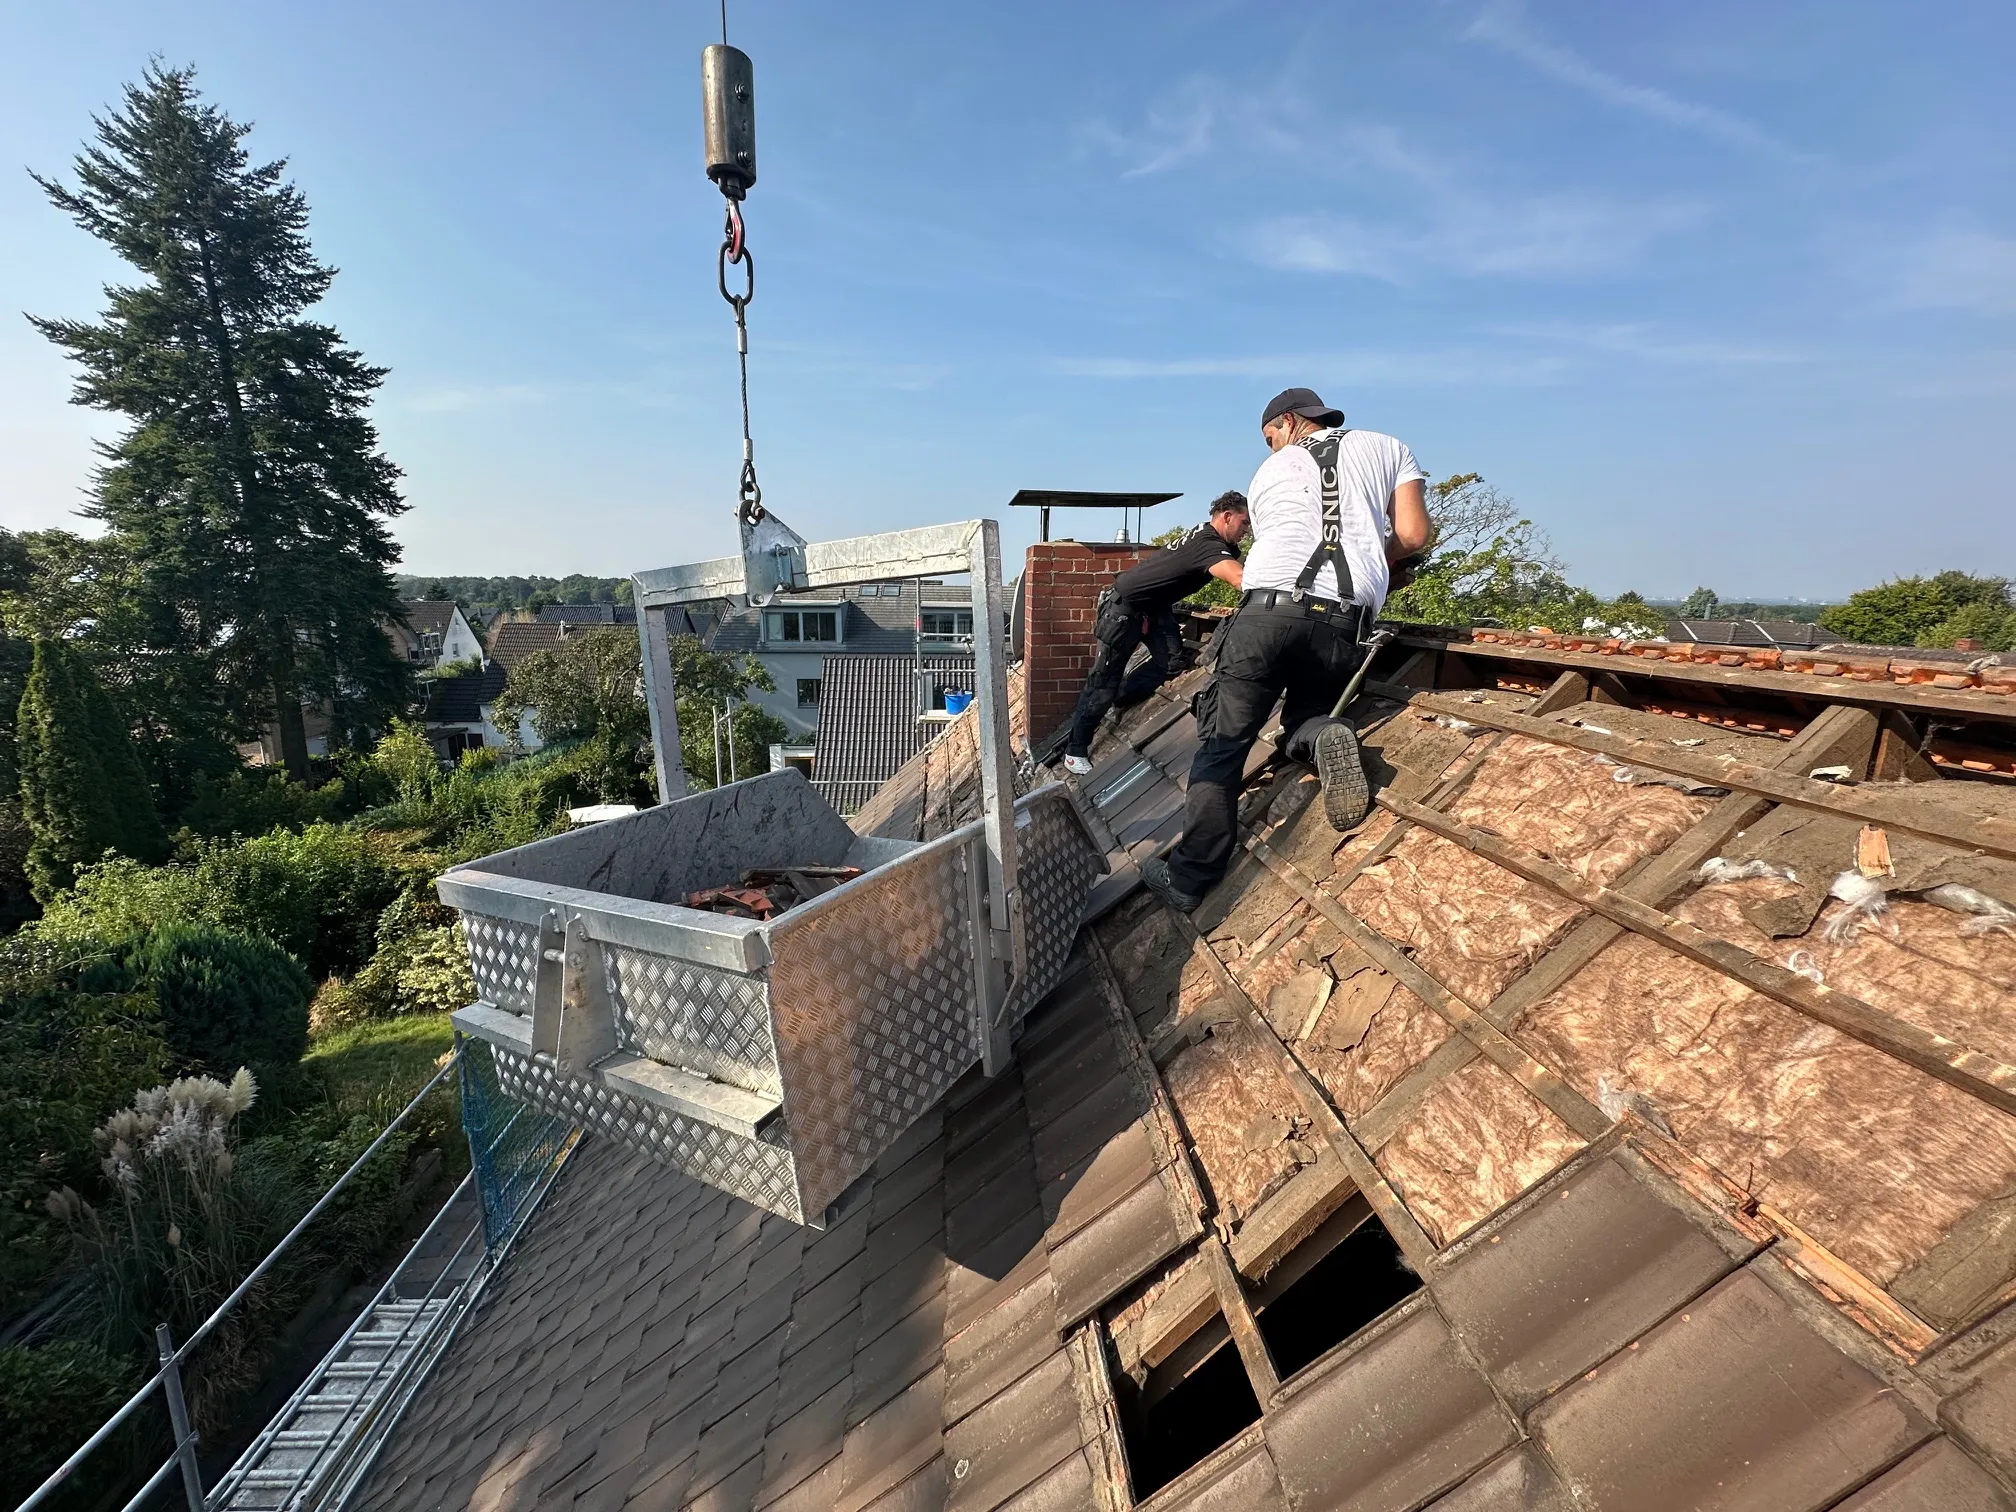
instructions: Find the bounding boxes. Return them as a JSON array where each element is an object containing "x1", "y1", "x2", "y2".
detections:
[{"x1": 1060, "y1": 491, "x2": 1250, "y2": 776}]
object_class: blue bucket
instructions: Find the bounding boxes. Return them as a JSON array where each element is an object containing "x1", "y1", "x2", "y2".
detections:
[{"x1": 943, "y1": 690, "x2": 974, "y2": 716}]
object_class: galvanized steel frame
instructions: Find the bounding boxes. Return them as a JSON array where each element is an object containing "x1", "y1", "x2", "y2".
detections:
[{"x1": 630, "y1": 517, "x2": 1026, "y2": 1070}]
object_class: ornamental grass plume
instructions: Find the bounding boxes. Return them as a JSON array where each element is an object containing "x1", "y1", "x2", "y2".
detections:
[{"x1": 49, "y1": 1068, "x2": 307, "y2": 1432}]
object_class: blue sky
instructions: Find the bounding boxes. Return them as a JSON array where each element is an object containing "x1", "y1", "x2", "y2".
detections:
[{"x1": 2, "y1": 1, "x2": 2011, "y2": 600}]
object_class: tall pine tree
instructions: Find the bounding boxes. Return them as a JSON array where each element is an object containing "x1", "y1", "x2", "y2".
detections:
[
  {"x1": 32, "y1": 64, "x2": 412, "y2": 779},
  {"x1": 17, "y1": 639, "x2": 169, "y2": 902}
]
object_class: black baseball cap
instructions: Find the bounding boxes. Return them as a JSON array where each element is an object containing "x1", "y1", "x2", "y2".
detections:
[{"x1": 1261, "y1": 387, "x2": 1345, "y2": 428}]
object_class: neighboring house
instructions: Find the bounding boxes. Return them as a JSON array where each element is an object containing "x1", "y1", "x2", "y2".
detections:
[
  {"x1": 707, "y1": 579, "x2": 976, "y2": 739},
  {"x1": 420, "y1": 660, "x2": 516, "y2": 759},
  {"x1": 391, "y1": 599, "x2": 484, "y2": 670},
  {"x1": 810, "y1": 654, "x2": 975, "y2": 813},
  {"x1": 485, "y1": 619, "x2": 570, "y2": 672},
  {"x1": 536, "y1": 602, "x2": 638, "y2": 627}
]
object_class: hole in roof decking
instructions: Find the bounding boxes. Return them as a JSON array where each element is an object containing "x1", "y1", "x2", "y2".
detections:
[
  {"x1": 1111, "y1": 1332, "x2": 1262, "y2": 1499},
  {"x1": 1254, "y1": 1211, "x2": 1423, "y2": 1380}
]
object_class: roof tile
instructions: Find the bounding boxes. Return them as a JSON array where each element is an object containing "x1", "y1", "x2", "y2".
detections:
[
  {"x1": 1531, "y1": 1265, "x2": 1934, "y2": 1512},
  {"x1": 942, "y1": 1348, "x2": 1082, "y2": 1512},
  {"x1": 1432, "y1": 1148, "x2": 1749, "y2": 1410},
  {"x1": 1829, "y1": 1438, "x2": 2015, "y2": 1511},
  {"x1": 1265, "y1": 1297, "x2": 1517, "y2": 1512},
  {"x1": 1426, "y1": 1444, "x2": 1578, "y2": 1511}
]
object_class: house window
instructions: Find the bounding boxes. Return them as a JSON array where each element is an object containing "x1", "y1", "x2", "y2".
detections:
[
  {"x1": 763, "y1": 609, "x2": 841, "y2": 644},
  {"x1": 919, "y1": 608, "x2": 973, "y2": 640},
  {"x1": 857, "y1": 583, "x2": 900, "y2": 597},
  {"x1": 420, "y1": 631, "x2": 442, "y2": 656},
  {"x1": 797, "y1": 678, "x2": 822, "y2": 707}
]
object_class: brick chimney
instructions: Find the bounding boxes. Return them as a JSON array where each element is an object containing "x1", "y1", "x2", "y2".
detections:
[{"x1": 1020, "y1": 540, "x2": 1158, "y2": 747}]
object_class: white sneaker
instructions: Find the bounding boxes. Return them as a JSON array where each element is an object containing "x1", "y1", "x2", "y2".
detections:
[{"x1": 1062, "y1": 754, "x2": 1093, "y2": 777}]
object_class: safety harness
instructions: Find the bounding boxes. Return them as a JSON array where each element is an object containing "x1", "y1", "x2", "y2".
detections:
[{"x1": 1291, "y1": 429, "x2": 1354, "y2": 605}]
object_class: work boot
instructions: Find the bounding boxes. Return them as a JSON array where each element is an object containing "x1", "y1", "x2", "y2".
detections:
[
  {"x1": 1314, "y1": 722, "x2": 1371, "y2": 831},
  {"x1": 1062, "y1": 754, "x2": 1093, "y2": 777},
  {"x1": 1140, "y1": 855, "x2": 1203, "y2": 914}
]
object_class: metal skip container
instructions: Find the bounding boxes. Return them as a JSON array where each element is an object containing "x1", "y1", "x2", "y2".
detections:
[{"x1": 441, "y1": 519, "x2": 1101, "y2": 1225}]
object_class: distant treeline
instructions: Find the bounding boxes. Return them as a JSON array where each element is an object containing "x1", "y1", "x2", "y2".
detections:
[{"x1": 392, "y1": 575, "x2": 632, "y2": 616}]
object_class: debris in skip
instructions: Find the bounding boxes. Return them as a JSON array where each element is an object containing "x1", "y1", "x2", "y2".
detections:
[{"x1": 684, "y1": 864, "x2": 864, "y2": 919}]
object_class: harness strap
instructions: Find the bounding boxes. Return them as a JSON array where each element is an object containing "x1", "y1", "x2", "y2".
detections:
[{"x1": 1292, "y1": 431, "x2": 1354, "y2": 605}]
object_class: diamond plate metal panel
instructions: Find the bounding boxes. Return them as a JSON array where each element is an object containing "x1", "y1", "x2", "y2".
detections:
[
  {"x1": 768, "y1": 837, "x2": 981, "y2": 1217},
  {"x1": 491, "y1": 1044, "x2": 802, "y2": 1222},
  {"x1": 463, "y1": 912, "x2": 539, "y2": 1016},
  {"x1": 603, "y1": 945, "x2": 779, "y2": 1097},
  {"x1": 1001, "y1": 790, "x2": 1103, "y2": 1025}
]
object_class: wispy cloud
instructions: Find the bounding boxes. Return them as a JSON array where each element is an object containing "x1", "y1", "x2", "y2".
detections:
[
  {"x1": 1465, "y1": 0, "x2": 1805, "y2": 162},
  {"x1": 1251, "y1": 193, "x2": 1701, "y2": 283},
  {"x1": 1898, "y1": 230, "x2": 2016, "y2": 316},
  {"x1": 1078, "y1": 77, "x2": 1221, "y2": 177}
]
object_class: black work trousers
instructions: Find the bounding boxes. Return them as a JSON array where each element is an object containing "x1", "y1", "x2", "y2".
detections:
[
  {"x1": 1166, "y1": 597, "x2": 1366, "y2": 896},
  {"x1": 1066, "y1": 600, "x2": 1185, "y2": 758}
]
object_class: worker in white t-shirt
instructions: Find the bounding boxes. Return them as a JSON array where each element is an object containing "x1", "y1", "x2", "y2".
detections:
[{"x1": 1142, "y1": 387, "x2": 1432, "y2": 913}]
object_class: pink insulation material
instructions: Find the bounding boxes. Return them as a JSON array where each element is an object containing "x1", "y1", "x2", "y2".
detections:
[
  {"x1": 1373, "y1": 1057, "x2": 1587, "y2": 1247},
  {"x1": 1306, "y1": 982, "x2": 1454, "y2": 1123},
  {"x1": 1448, "y1": 734, "x2": 1713, "y2": 886},
  {"x1": 1342, "y1": 827, "x2": 1585, "y2": 1008},
  {"x1": 1162, "y1": 1017, "x2": 1315, "y2": 1227},
  {"x1": 1518, "y1": 880, "x2": 2016, "y2": 1286}
]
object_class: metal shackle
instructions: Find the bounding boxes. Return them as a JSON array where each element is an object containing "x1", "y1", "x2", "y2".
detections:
[{"x1": 702, "y1": 43, "x2": 756, "y2": 200}]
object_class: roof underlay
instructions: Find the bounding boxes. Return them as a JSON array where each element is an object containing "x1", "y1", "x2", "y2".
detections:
[{"x1": 357, "y1": 626, "x2": 2016, "y2": 1512}]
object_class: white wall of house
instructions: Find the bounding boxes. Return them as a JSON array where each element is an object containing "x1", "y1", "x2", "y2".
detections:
[
  {"x1": 438, "y1": 606, "x2": 483, "y2": 667},
  {"x1": 478, "y1": 701, "x2": 544, "y2": 752},
  {"x1": 748, "y1": 650, "x2": 830, "y2": 738}
]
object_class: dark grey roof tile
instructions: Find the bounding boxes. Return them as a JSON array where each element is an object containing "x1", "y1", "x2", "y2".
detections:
[
  {"x1": 944, "y1": 1073, "x2": 1028, "y2": 1161},
  {"x1": 1531, "y1": 1266, "x2": 1934, "y2": 1512},
  {"x1": 840, "y1": 1367, "x2": 948, "y2": 1511},
  {"x1": 947, "y1": 1115, "x2": 1039, "y2": 1211},
  {"x1": 774, "y1": 1303, "x2": 862, "y2": 1423},
  {"x1": 814, "y1": 654, "x2": 976, "y2": 794},
  {"x1": 946, "y1": 1163, "x2": 1044, "y2": 1261},
  {"x1": 687, "y1": 1448, "x2": 767, "y2": 1512},
  {"x1": 1945, "y1": 1347, "x2": 2016, "y2": 1484},
  {"x1": 759, "y1": 1378, "x2": 850, "y2": 1507},
  {"x1": 869, "y1": 1184, "x2": 949, "y2": 1274},
  {"x1": 851, "y1": 1288, "x2": 953, "y2": 1430},
  {"x1": 1044, "y1": 1119, "x2": 1157, "y2": 1241},
  {"x1": 786, "y1": 1251, "x2": 868, "y2": 1357},
  {"x1": 859, "y1": 1459, "x2": 948, "y2": 1512},
  {"x1": 943, "y1": 1272, "x2": 1061, "y2": 1426},
  {"x1": 1427, "y1": 1444, "x2": 1578, "y2": 1511},
  {"x1": 799, "y1": 1207, "x2": 870, "y2": 1292},
  {"x1": 1433, "y1": 1149, "x2": 1748, "y2": 1410},
  {"x1": 942, "y1": 1348, "x2": 1081, "y2": 1512},
  {"x1": 984, "y1": 1448, "x2": 1099, "y2": 1511},
  {"x1": 860, "y1": 1238, "x2": 949, "y2": 1341},
  {"x1": 759, "y1": 1446, "x2": 844, "y2": 1512},
  {"x1": 1265, "y1": 1297, "x2": 1517, "y2": 1512},
  {"x1": 1047, "y1": 1174, "x2": 1186, "y2": 1328},
  {"x1": 1830, "y1": 1438, "x2": 2015, "y2": 1511},
  {"x1": 944, "y1": 1213, "x2": 1050, "y2": 1339},
  {"x1": 1148, "y1": 1433, "x2": 1286, "y2": 1512}
]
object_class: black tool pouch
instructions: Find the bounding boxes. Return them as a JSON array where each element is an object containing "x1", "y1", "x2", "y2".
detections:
[{"x1": 1094, "y1": 593, "x2": 1137, "y2": 648}]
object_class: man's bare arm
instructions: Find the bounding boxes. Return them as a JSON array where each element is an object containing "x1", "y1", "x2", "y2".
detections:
[
  {"x1": 1209, "y1": 559, "x2": 1244, "y2": 589},
  {"x1": 1387, "y1": 478, "x2": 1430, "y2": 560}
]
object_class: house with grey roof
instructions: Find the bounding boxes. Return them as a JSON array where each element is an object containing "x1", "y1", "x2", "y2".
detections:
[
  {"x1": 709, "y1": 580, "x2": 976, "y2": 739},
  {"x1": 391, "y1": 598, "x2": 484, "y2": 670}
]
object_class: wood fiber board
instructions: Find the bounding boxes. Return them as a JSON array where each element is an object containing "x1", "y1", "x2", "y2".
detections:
[
  {"x1": 1342, "y1": 827, "x2": 1586, "y2": 1007},
  {"x1": 1307, "y1": 982, "x2": 1456, "y2": 1122},
  {"x1": 1447, "y1": 735, "x2": 1712, "y2": 886},
  {"x1": 1372, "y1": 1056, "x2": 1588, "y2": 1247},
  {"x1": 1162, "y1": 1017, "x2": 1315, "y2": 1227},
  {"x1": 1518, "y1": 888, "x2": 2016, "y2": 1286}
]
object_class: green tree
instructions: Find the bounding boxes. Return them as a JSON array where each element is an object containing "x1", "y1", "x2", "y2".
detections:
[
  {"x1": 31, "y1": 64, "x2": 412, "y2": 781},
  {"x1": 1678, "y1": 586, "x2": 1720, "y2": 619},
  {"x1": 491, "y1": 628, "x2": 785, "y2": 799},
  {"x1": 1820, "y1": 572, "x2": 2011, "y2": 647},
  {"x1": 1918, "y1": 600, "x2": 2016, "y2": 652},
  {"x1": 16, "y1": 640, "x2": 170, "y2": 902},
  {"x1": 1384, "y1": 475, "x2": 1614, "y2": 633}
]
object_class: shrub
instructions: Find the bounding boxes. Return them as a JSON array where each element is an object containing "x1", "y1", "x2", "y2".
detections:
[
  {"x1": 35, "y1": 823, "x2": 407, "y2": 981},
  {"x1": 140, "y1": 926, "x2": 311, "y2": 1075},
  {"x1": 0, "y1": 936, "x2": 170, "y2": 1312},
  {"x1": 0, "y1": 1340, "x2": 136, "y2": 1503},
  {"x1": 51, "y1": 1071, "x2": 310, "y2": 1432}
]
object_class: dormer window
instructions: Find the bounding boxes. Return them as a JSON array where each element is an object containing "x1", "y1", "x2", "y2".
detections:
[
  {"x1": 918, "y1": 608, "x2": 972, "y2": 641},
  {"x1": 762, "y1": 607, "x2": 841, "y2": 645}
]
